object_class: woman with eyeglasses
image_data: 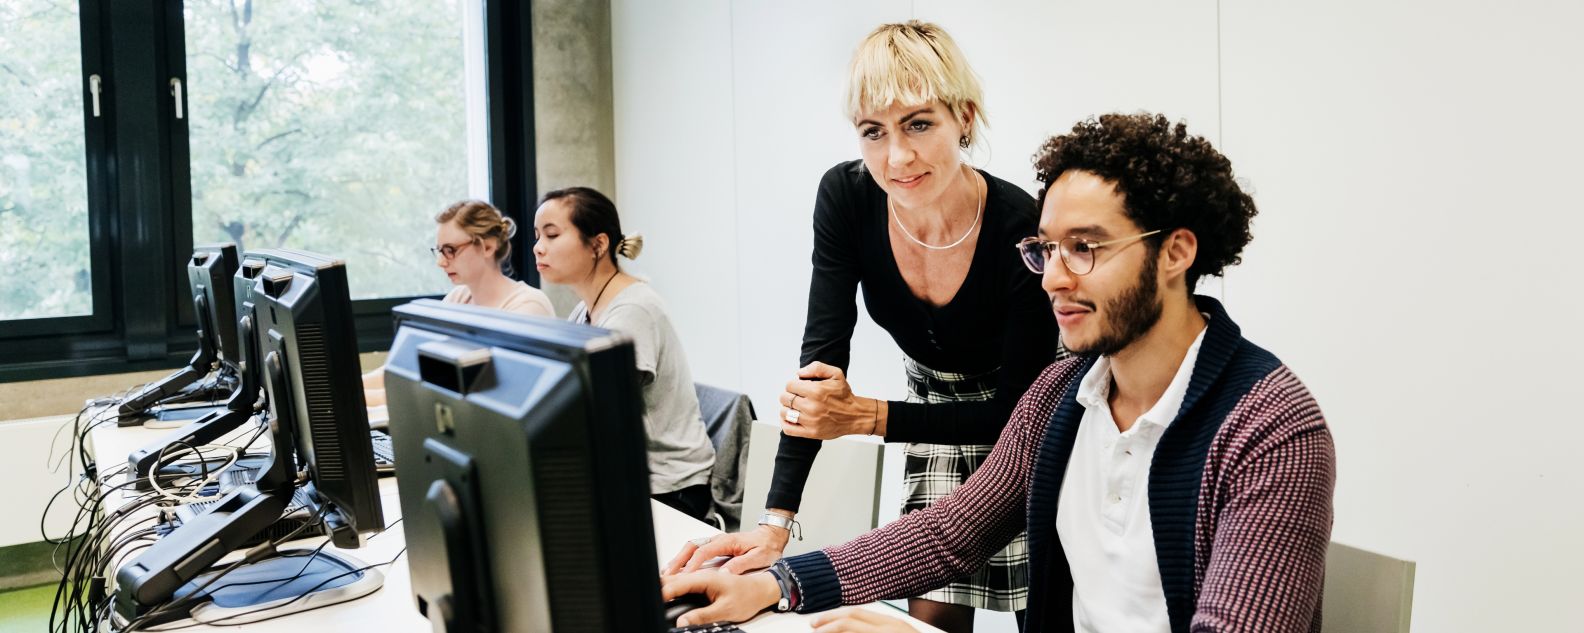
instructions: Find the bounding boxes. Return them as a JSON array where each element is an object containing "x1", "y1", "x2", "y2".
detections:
[
  {"x1": 664, "y1": 21, "x2": 1062, "y2": 633},
  {"x1": 431, "y1": 199, "x2": 556, "y2": 316},
  {"x1": 363, "y1": 200, "x2": 554, "y2": 409},
  {"x1": 531, "y1": 186, "x2": 717, "y2": 522}
]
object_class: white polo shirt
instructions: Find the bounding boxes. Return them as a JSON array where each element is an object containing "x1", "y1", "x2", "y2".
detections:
[{"x1": 1055, "y1": 325, "x2": 1207, "y2": 633}]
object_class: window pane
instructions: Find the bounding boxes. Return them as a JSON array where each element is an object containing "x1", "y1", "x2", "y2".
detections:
[
  {"x1": 0, "y1": 1, "x2": 93, "y2": 320},
  {"x1": 184, "y1": 0, "x2": 489, "y2": 300}
]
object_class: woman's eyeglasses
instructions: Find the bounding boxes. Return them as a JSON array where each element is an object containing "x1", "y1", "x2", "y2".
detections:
[{"x1": 431, "y1": 239, "x2": 476, "y2": 261}]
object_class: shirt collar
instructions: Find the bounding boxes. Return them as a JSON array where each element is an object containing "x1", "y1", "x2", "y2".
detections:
[{"x1": 1073, "y1": 322, "x2": 1211, "y2": 432}]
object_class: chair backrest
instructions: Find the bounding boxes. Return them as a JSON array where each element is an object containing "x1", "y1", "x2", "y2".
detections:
[
  {"x1": 739, "y1": 418, "x2": 887, "y2": 558},
  {"x1": 1322, "y1": 541, "x2": 1415, "y2": 633},
  {"x1": 694, "y1": 383, "x2": 756, "y2": 531}
]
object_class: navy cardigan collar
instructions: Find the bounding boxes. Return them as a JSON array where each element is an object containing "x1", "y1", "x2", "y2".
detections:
[{"x1": 1023, "y1": 295, "x2": 1275, "y2": 633}]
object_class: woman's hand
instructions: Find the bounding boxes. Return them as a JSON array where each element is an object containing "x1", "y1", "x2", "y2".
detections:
[
  {"x1": 779, "y1": 362, "x2": 887, "y2": 440},
  {"x1": 659, "y1": 569, "x2": 783, "y2": 627},
  {"x1": 810, "y1": 607, "x2": 920, "y2": 632},
  {"x1": 663, "y1": 523, "x2": 791, "y2": 575}
]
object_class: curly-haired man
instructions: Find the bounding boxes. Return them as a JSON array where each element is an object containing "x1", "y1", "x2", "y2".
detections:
[{"x1": 662, "y1": 113, "x2": 1336, "y2": 633}]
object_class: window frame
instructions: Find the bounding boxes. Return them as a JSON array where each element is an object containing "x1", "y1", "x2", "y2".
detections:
[
  {"x1": 0, "y1": 0, "x2": 539, "y2": 383},
  {"x1": 0, "y1": 0, "x2": 115, "y2": 341}
]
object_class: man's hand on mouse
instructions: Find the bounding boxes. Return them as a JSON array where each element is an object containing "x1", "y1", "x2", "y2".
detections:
[{"x1": 659, "y1": 569, "x2": 781, "y2": 627}]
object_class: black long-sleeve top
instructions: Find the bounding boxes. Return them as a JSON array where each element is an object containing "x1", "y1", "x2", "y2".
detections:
[{"x1": 767, "y1": 160, "x2": 1060, "y2": 512}]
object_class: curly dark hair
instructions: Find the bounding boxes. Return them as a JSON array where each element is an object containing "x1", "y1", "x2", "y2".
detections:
[{"x1": 1032, "y1": 113, "x2": 1256, "y2": 291}]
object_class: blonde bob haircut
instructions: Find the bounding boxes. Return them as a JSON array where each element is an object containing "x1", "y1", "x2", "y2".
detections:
[{"x1": 845, "y1": 21, "x2": 986, "y2": 148}]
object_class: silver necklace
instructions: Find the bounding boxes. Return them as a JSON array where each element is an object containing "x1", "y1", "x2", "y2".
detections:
[{"x1": 889, "y1": 168, "x2": 983, "y2": 251}]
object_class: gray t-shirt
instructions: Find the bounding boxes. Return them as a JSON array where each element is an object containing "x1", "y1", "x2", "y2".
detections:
[{"x1": 570, "y1": 282, "x2": 714, "y2": 495}]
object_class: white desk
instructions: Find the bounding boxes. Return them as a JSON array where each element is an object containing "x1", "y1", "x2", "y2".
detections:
[
  {"x1": 86, "y1": 417, "x2": 940, "y2": 632},
  {"x1": 87, "y1": 411, "x2": 422, "y2": 632}
]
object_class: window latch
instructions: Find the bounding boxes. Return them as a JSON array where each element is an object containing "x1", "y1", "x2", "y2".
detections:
[
  {"x1": 170, "y1": 77, "x2": 184, "y2": 120},
  {"x1": 89, "y1": 74, "x2": 102, "y2": 118}
]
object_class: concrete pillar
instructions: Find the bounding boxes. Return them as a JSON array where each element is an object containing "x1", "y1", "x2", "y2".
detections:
[{"x1": 531, "y1": 0, "x2": 616, "y2": 316}]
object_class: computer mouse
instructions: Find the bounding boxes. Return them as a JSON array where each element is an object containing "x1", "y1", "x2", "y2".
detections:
[{"x1": 663, "y1": 593, "x2": 712, "y2": 627}]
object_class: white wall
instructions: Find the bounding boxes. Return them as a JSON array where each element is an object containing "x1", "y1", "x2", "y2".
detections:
[
  {"x1": 612, "y1": 1, "x2": 1584, "y2": 631},
  {"x1": 1216, "y1": 1, "x2": 1584, "y2": 630},
  {"x1": 1, "y1": 416, "x2": 80, "y2": 547}
]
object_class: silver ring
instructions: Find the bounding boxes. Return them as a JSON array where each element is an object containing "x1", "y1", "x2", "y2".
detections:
[
  {"x1": 789, "y1": 394, "x2": 799, "y2": 411},
  {"x1": 689, "y1": 536, "x2": 714, "y2": 547},
  {"x1": 785, "y1": 409, "x2": 801, "y2": 424}
]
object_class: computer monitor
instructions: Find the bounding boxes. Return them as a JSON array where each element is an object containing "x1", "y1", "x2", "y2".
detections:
[
  {"x1": 127, "y1": 249, "x2": 273, "y2": 483},
  {"x1": 230, "y1": 251, "x2": 271, "y2": 413},
  {"x1": 192, "y1": 243, "x2": 242, "y2": 369},
  {"x1": 117, "y1": 243, "x2": 242, "y2": 420},
  {"x1": 385, "y1": 299, "x2": 665, "y2": 632},
  {"x1": 114, "y1": 248, "x2": 385, "y2": 625},
  {"x1": 250, "y1": 248, "x2": 384, "y2": 540}
]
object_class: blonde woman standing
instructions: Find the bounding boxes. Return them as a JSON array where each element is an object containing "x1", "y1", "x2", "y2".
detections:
[{"x1": 668, "y1": 21, "x2": 1063, "y2": 632}]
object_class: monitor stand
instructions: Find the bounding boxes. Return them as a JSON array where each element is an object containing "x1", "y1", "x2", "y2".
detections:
[
  {"x1": 144, "y1": 403, "x2": 230, "y2": 429},
  {"x1": 121, "y1": 548, "x2": 385, "y2": 628},
  {"x1": 116, "y1": 292, "x2": 232, "y2": 424}
]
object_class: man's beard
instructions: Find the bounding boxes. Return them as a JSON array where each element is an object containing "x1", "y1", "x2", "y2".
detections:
[{"x1": 1065, "y1": 253, "x2": 1163, "y2": 357}]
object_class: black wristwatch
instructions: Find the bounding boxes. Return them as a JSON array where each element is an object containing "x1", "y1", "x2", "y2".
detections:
[{"x1": 765, "y1": 561, "x2": 799, "y2": 613}]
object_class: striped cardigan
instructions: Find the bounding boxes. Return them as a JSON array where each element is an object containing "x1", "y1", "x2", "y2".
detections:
[{"x1": 783, "y1": 296, "x2": 1335, "y2": 632}]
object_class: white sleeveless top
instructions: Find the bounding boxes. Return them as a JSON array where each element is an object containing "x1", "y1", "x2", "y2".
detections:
[{"x1": 442, "y1": 281, "x2": 555, "y2": 317}]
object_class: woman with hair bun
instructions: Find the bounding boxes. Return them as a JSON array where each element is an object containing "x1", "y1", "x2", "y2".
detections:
[
  {"x1": 432, "y1": 199, "x2": 555, "y2": 316},
  {"x1": 532, "y1": 186, "x2": 716, "y2": 522},
  {"x1": 365, "y1": 200, "x2": 554, "y2": 409}
]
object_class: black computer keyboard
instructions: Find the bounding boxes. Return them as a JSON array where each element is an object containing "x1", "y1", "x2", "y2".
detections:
[
  {"x1": 669, "y1": 624, "x2": 741, "y2": 633},
  {"x1": 370, "y1": 429, "x2": 395, "y2": 474}
]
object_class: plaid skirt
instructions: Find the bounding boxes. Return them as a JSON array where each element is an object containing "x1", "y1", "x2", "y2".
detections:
[{"x1": 900, "y1": 357, "x2": 1028, "y2": 612}]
